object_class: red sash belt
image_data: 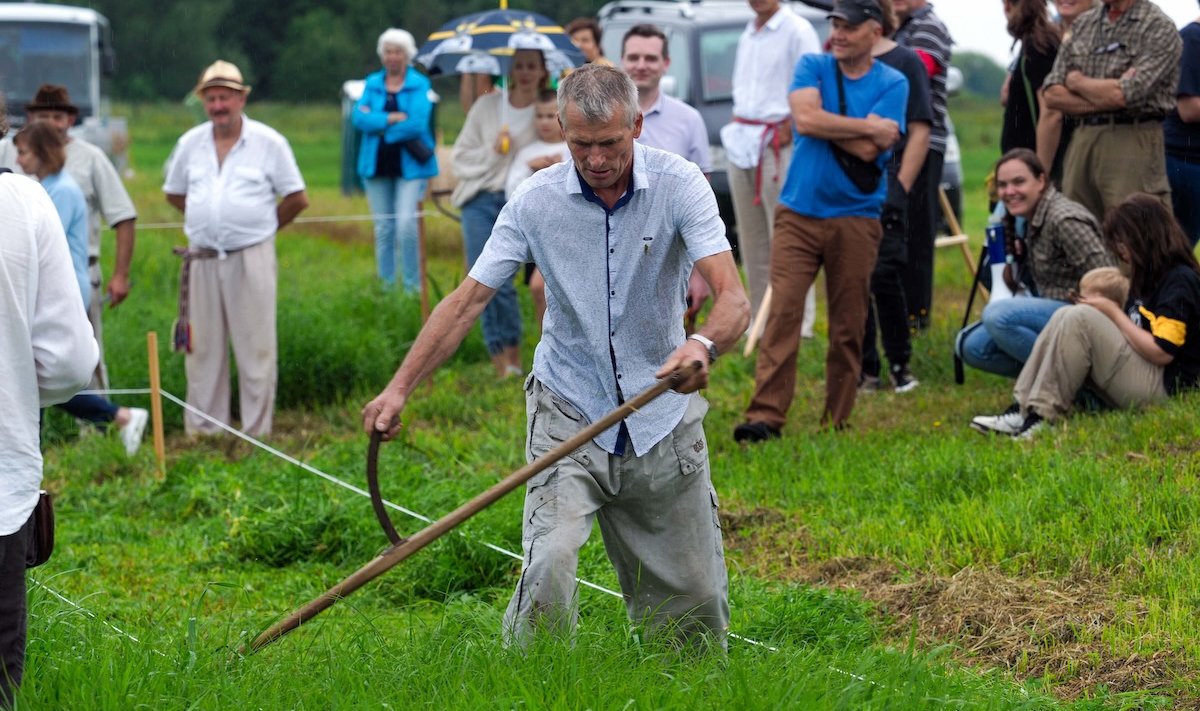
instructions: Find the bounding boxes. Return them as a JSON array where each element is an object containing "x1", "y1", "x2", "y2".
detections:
[{"x1": 733, "y1": 117, "x2": 792, "y2": 205}]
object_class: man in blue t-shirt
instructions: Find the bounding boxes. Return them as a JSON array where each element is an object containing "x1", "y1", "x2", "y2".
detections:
[{"x1": 735, "y1": 0, "x2": 907, "y2": 442}]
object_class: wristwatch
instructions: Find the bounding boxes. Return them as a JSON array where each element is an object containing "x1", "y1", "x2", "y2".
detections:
[{"x1": 687, "y1": 333, "x2": 719, "y2": 365}]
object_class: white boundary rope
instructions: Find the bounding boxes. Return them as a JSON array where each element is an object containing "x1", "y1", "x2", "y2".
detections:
[
  {"x1": 47, "y1": 386, "x2": 894, "y2": 690},
  {"x1": 134, "y1": 211, "x2": 445, "y2": 231}
]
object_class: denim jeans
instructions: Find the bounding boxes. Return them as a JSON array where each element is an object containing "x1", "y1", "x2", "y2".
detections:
[
  {"x1": 461, "y1": 191, "x2": 521, "y2": 355},
  {"x1": 1167, "y1": 154, "x2": 1200, "y2": 248},
  {"x1": 958, "y1": 296, "x2": 1068, "y2": 378},
  {"x1": 57, "y1": 394, "x2": 118, "y2": 425},
  {"x1": 364, "y1": 177, "x2": 427, "y2": 292}
]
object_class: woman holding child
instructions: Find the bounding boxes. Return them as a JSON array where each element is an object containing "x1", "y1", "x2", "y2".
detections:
[
  {"x1": 972, "y1": 195, "x2": 1200, "y2": 439},
  {"x1": 451, "y1": 49, "x2": 550, "y2": 377},
  {"x1": 957, "y1": 148, "x2": 1116, "y2": 377}
]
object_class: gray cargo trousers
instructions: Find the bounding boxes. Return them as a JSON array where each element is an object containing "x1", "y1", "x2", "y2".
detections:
[{"x1": 502, "y1": 376, "x2": 729, "y2": 649}]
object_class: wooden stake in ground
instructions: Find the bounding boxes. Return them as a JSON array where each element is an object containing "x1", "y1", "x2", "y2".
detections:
[
  {"x1": 935, "y1": 187, "x2": 979, "y2": 279},
  {"x1": 742, "y1": 285, "x2": 772, "y2": 358},
  {"x1": 248, "y1": 361, "x2": 702, "y2": 653},
  {"x1": 145, "y1": 331, "x2": 166, "y2": 479},
  {"x1": 418, "y1": 197, "x2": 429, "y2": 324}
]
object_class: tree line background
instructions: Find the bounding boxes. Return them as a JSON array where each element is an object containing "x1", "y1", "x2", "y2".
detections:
[
  {"x1": 91, "y1": 0, "x2": 607, "y2": 102},
  {"x1": 85, "y1": 0, "x2": 1005, "y2": 102}
]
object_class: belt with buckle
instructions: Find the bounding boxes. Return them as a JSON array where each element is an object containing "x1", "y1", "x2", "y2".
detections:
[{"x1": 1079, "y1": 113, "x2": 1164, "y2": 126}]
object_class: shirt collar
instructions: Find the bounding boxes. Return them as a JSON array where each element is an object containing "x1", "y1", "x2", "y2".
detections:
[
  {"x1": 750, "y1": 4, "x2": 792, "y2": 34},
  {"x1": 644, "y1": 91, "x2": 666, "y2": 117},
  {"x1": 573, "y1": 143, "x2": 646, "y2": 212},
  {"x1": 1030, "y1": 185, "x2": 1057, "y2": 231}
]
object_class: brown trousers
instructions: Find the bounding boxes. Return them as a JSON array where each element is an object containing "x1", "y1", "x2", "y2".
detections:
[{"x1": 746, "y1": 208, "x2": 881, "y2": 429}]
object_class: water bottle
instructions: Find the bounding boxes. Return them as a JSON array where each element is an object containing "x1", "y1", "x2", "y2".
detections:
[{"x1": 986, "y1": 203, "x2": 1014, "y2": 301}]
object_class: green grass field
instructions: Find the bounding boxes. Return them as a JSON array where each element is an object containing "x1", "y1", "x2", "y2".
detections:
[{"x1": 20, "y1": 96, "x2": 1200, "y2": 708}]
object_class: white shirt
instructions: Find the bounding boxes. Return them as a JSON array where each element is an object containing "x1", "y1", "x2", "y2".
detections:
[
  {"x1": 721, "y1": 6, "x2": 821, "y2": 169},
  {"x1": 0, "y1": 137, "x2": 137, "y2": 258},
  {"x1": 504, "y1": 139, "x2": 571, "y2": 200},
  {"x1": 162, "y1": 116, "x2": 306, "y2": 252},
  {"x1": 0, "y1": 173, "x2": 98, "y2": 535}
]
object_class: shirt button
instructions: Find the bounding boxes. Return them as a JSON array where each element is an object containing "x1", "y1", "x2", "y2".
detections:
[
  {"x1": 610, "y1": 290, "x2": 615, "y2": 296},
  {"x1": 617, "y1": 374, "x2": 622, "y2": 380},
  {"x1": 610, "y1": 248, "x2": 614, "y2": 254}
]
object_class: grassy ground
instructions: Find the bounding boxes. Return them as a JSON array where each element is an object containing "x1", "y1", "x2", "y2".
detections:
[{"x1": 20, "y1": 97, "x2": 1200, "y2": 708}]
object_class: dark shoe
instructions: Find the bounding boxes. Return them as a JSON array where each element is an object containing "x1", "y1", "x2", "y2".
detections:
[
  {"x1": 858, "y1": 372, "x2": 881, "y2": 394},
  {"x1": 1012, "y1": 410, "x2": 1047, "y2": 440},
  {"x1": 890, "y1": 364, "x2": 919, "y2": 394},
  {"x1": 733, "y1": 421, "x2": 781, "y2": 443}
]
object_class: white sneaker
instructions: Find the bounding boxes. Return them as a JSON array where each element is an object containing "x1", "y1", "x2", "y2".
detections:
[
  {"x1": 119, "y1": 407, "x2": 149, "y2": 456},
  {"x1": 970, "y1": 403, "x2": 1024, "y2": 435}
]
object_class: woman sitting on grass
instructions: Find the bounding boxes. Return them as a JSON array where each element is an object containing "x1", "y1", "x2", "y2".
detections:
[
  {"x1": 957, "y1": 148, "x2": 1116, "y2": 378},
  {"x1": 971, "y1": 194, "x2": 1200, "y2": 439}
]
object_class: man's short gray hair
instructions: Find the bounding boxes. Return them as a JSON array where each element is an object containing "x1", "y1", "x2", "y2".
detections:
[
  {"x1": 377, "y1": 28, "x2": 417, "y2": 61},
  {"x1": 557, "y1": 64, "x2": 639, "y2": 130}
]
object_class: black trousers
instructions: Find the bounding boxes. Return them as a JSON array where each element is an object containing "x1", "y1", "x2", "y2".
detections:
[
  {"x1": 0, "y1": 514, "x2": 31, "y2": 708},
  {"x1": 901, "y1": 150, "x2": 945, "y2": 329},
  {"x1": 863, "y1": 178, "x2": 912, "y2": 377}
]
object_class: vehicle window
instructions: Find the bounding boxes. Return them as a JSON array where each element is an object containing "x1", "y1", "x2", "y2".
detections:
[
  {"x1": 0, "y1": 23, "x2": 92, "y2": 116},
  {"x1": 664, "y1": 28, "x2": 690, "y2": 101},
  {"x1": 698, "y1": 26, "x2": 741, "y2": 103}
]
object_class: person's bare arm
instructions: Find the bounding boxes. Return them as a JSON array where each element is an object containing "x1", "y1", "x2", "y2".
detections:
[
  {"x1": 166, "y1": 193, "x2": 186, "y2": 213},
  {"x1": 1078, "y1": 295, "x2": 1174, "y2": 366},
  {"x1": 896, "y1": 121, "x2": 930, "y2": 192},
  {"x1": 1178, "y1": 95, "x2": 1200, "y2": 123},
  {"x1": 789, "y1": 87, "x2": 900, "y2": 161},
  {"x1": 363, "y1": 278, "x2": 497, "y2": 438},
  {"x1": 1042, "y1": 83, "x2": 1100, "y2": 115},
  {"x1": 655, "y1": 251, "x2": 749, "y2": 393},
  {"x1": 276, "y1": 190, "x2": 309, "y2": 230},
  {"x1": 1036, "y1": 96, "x2": 1065, "y2": 174},
  {"x1": 106, "y1": 219, "x2": 136, "y2": 307}
]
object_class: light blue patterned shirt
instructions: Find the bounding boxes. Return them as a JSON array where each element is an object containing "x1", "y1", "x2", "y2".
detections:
[{"x1": 469, "y1": 143, "x2": 730, "y2": 455}]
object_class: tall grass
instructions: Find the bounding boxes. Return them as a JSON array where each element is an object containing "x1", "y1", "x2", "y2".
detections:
[{"x1": 21, "y1": 97, "x2": 1199, "y2": 707}]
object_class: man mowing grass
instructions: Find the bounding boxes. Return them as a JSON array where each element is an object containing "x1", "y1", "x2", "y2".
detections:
[{"x1": 363, "y1": 64, "x2": 749, "y2": 650}]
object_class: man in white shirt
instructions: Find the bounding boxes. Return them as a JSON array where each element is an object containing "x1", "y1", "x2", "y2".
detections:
[
  {"x1": 163, "y1": 61, "x2": 309, "y2": 437},
  {"x1": 722, "y1": 0, "x2": 822, "y2": 339},
  {"x1": 0, "y1": 104, "x2": 98, "y2": 705},
  {"x1": 0, "y1": 84, "x2": 138, "y2": 391}
]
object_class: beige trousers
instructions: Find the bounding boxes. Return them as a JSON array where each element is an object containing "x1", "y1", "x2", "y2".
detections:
[
  {"x1": 1015, "y1": 305, "x2": 1167, "y2": 420},
  {"x1": 728, "y1": 144, "x2": 816, "y2": 338},
  {"x1": 184, "y1": 238, "x2": 278, "y2": 437}
]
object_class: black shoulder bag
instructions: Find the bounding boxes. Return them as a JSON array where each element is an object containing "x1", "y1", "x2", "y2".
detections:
[{"x1": 829, "y1": 65, "x2": 883, "y2": 194}]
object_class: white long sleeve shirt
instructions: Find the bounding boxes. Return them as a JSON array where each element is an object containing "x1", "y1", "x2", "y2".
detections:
[{"x1": 0, "y1": 173, "x2": 98, "y2": 535}]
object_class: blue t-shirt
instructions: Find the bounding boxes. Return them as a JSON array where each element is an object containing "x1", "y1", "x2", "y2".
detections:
[
  {"x1": 780, "y1": 53, "x2": 908, "y2": 219},
  {"x1": 41, "y1": 171, "x2": 90, "y2": 308},
  {"x1": 1164, "y1": 22, "x2": 1200, "y2": 162}
]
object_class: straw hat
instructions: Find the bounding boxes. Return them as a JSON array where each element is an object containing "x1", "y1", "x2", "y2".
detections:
[{"x1": 194, "y1": 60, "x2": 251, "y2": 97}]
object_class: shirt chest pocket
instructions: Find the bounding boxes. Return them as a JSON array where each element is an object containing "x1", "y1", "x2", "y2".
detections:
[{"x1": 227, "y1": 166, "x2": 272, "y2": 207}]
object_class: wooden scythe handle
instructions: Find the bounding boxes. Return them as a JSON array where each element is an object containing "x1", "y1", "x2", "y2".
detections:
[{"x1": 248, "y1": 361, "x2": 702, "y2": 652}]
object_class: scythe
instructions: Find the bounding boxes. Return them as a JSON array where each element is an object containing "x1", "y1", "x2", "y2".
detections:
[{"x1": 248, "y1": 361, "x2": 701, "y2": 652}]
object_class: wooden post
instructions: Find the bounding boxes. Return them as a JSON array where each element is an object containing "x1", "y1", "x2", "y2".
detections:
[
  {"x1": 936, "y1": 187, "x2": 978, "y2": 276},
  {"x1": 418, "y1": 197, "x2": 430, "y2": 324},
  {"x1": 146, "y1": 332, "x2": 166, "y2": 479}
]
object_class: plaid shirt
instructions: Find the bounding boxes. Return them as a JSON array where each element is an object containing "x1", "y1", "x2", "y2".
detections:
[
  {"x1": 1026, "y1": 187, "x2": 1117, "y2": 301},
  {"x1": 1044, "y1": 0, "x2": 1182, "y2": 117}
]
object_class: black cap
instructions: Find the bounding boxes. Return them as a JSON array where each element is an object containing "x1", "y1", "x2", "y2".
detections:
[{"x1": 827, "y1": 0, "x2": 884, "y2": 26}]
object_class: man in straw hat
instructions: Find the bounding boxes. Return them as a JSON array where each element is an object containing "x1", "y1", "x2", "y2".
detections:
[
  {"x1": 364, "y1": 64, "x2": 748, "y2": 649},
  {"x1": 0, "y1": 83, "x2": 138, "y2": 393},
  {"x1": 163, "y1": 60, "x2": 308, "y2": 437}
]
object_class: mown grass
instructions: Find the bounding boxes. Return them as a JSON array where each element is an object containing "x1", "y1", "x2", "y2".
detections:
[{"x1": 20, "y1": 96, "x2": 1199, "y2": 707}]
